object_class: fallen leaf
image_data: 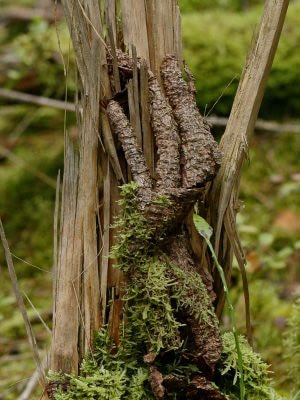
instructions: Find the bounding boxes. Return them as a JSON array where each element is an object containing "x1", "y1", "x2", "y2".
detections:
[
  {"x1": 273, "y1": 210, "x2": 300, "y2": 233},
  {"x1": 246, "y1": 251, "x2": 261, "y2": 273}
]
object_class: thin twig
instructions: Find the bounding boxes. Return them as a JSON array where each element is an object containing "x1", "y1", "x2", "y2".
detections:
[
  {"x1": 0, "y1": 220, "x2": 45, "y2": 387},
  {"x1": 17, "y1": 353, "x2": 49, "y2": 400},
  {"x1": 0, "y1": 145, "x2": 57, "y2": 189},
  {"x1": 0, "y1": 6, "x2": 63, "y2": 23},
  {"x1": 1, "y1": 88, "x2": 299, "y2": 134},
  {"x1": 207, "y1": 115, "x2": 300, "y2": 133},
  {"x1": 23, "y1": 292, "x2": 52, "y2": 336},
  {"x1": 0, "y1": 88, "x2": 75, "y2": 112}
]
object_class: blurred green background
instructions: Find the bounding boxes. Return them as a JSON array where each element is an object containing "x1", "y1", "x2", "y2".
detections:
[{"x1": 0, "y1": 0, "x2": 300, "y2": 399}]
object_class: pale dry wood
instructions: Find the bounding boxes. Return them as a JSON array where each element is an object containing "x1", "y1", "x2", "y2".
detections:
[
  {"x1": 101, "y1": 115, "x2": 125, "y2": 183},
  {"x1": 140, "y1": 61, "x2": 155, "y2": 176},
  {"x1": 105, "y1": 0, "x2": 116, "y2": 44},
  {"x1": 107, "y1": 23, "x2": 121, "y2": 94},
  {"x1": 101, "y1": 155, "x2": 111, "y2": 323},
  {"x1": 207, "y1": 0, "x2": 289, "y2": 328},
  {"x1": 120, "y1": 0, "x2": 150, "y2": 63},
  {"x1": 132, "y1": 46, "x2": 142, "y2": 148},
  {"x1": 145, "y1": 0, "x2": 182, "y2": 76},
  {"x1": 51, "y1": 134, "x2": 81, "y2": 373},
  {"x1": 100, "y1": 5, "x2": 124, "y2": 330},
  {"x1": 107, "y1": 177, "x2": 122, "y2": 288},
  {"x1": 52, "y1": 171, "x2": 60, "y2": 327},
  {"x1": 52, "y1": 0, "x2": 105, "y2": 371}
]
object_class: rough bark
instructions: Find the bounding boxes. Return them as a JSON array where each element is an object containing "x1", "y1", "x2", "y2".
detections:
[{"x1": 106, "y1": 52, "x2": 223, "y2": 397}]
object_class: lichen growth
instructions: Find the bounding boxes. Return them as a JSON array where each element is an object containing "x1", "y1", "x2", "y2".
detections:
[{"x1": 218, "y1": 332, "x2": 284, "y2": 400}]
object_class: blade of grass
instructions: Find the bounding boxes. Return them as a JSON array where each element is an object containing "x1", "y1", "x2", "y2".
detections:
[
  {"x1": 0, "y1": 219, "x2": 45, "y2": 387},
  {"x1": 193, "y1": 214, "x2": 245, "y2": 400}
]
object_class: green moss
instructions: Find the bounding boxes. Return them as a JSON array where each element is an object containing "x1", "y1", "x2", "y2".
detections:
[
  {"x1": 49, "y1": 328, "x2": 154, "y2": 400},
  {"x1": 284, "y1": 298, "x2": 300, "y2": 391},
  {"x1": 111, "y1": 183, "x2": 217, "y2": 353},
  {"x1": 218, "y1": 332, "x2": 284, "y2": 400},
  {"x1": 5, "y1": 19, "x2": 75, "y2": 97},
  {"x1": 49, "y1": 183, "x2": 220, "y2": 398},
  {"x1": 182, "y1": 1, "x2": 300, "y2": 118}
]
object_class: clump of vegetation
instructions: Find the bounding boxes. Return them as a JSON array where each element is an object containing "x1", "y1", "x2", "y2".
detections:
[
  {"x1": 4, "y1": 19, "x2": 75, "y2": 97},
  {"x1": 48, "y1": 183, "x2": 282, "y2": 399},
  {"x1": 48, "y1": 328, "x2": 153, "y2": 400},
  {"x1": 218, "y1": 332, "x2": 283, "y2": 400},
  {"x1": 182, "y1": 1, "x2": 300, "y2": 117},
  {"x1": 284, "y1": 298, "x2": 300, "y2": 390},
  {"x1": 111, "y1": 182, "x2": 216, "y2": 353},
  {"x1": 180, "y1": 0, "x2": 263, "y2": 13}
]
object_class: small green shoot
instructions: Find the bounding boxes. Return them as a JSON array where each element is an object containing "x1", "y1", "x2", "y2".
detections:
[{"x1": 193, "y1": 213, "x2": 245, "y2": 400}]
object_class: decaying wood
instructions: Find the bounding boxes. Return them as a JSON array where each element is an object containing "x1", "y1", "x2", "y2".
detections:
[
  {"x1": 148, "y1": 71, "x2": 181, "y2": 190},
  {"x1": 186, "y1": 375, "x2": 227, "y2": 399},
  {"x1": 51, "y1": 0, "x2": 103, "y2": 373},
  {"x1": 107, "y1": 100, "x2": 152, "y2": 206},
  {"x1": 161, "y1": 56, "x2": 222, "y2": 189},
  {"x1": 149, "y1": 366, "x2": 165, "y2": 400},
  {"x1": 106, "y1": 50, "x2": 223, "y2": 397},
  {"x1": 165, "y1": 236, "x2": 221, "y2": 373},
  {"x1": 206, "y1": 0, "x2": 289, "y2": 332}
]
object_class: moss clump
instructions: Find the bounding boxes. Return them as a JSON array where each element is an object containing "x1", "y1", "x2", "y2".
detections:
[
  {"x1": 218, "y1": 332, "x2": 283, "y2": 400},
  {"x1": 182, "y1": 2, "x2": 300, "y2": 118},
  {"x1": 49, "y1": 182, "x2": 220, "y2": 398},
  {"x1": 284, "y1": 298, "x2": 300, "y2": 391},
  {"x1": 111, "y1": 182, "x2": 217, "y2": 353},
  {"x1": 49, "y1": 328, "x2": 154, "y2": 400}
]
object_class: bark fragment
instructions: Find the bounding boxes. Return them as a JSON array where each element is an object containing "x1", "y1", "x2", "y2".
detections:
[
  {"x1": 186, "y1": 375, "x2": 227, "y2": 399},
  {"x1": 106, "y1": 100, "x2": 152, "y2": 207},
  {"x1": 148, "y1": 71, "x2": 181, "y2": 191},
  {"x1": 166, "y1": 235, "x2": 222, "y2": 374},
  {"x1": 149, "y1": 366, "x2": 165, "y2": 400},
  {"x1": 161, "y1": 55, "x2": 222, "y2": 188}
]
